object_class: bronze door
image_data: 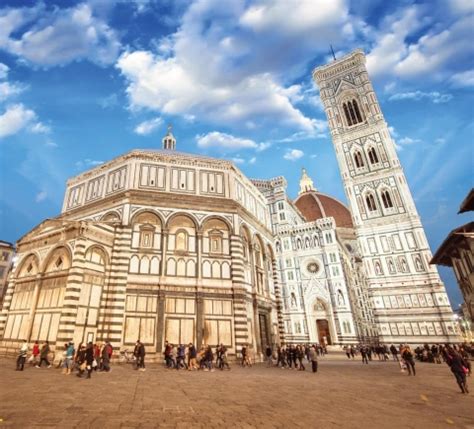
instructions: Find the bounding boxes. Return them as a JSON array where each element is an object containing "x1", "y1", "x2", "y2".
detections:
[{"x1": 316, "y1": 319, "x2": 332, "y2": 345}]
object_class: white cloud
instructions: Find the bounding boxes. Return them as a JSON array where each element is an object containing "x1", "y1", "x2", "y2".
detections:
[
  {"x1": 0, "y1": 81, "x2": 25, "y2": 101},
  {"x1": 116, "y1": 0, "x2": 352, "y2": 132},
  {"x1": 30, "y1": 121, "x2": 51, "y2": 134},
  {"x1": 134, "y1": 117, "x2": 163, "y2": 135},
  {"x1": 35, "y1": 190, "x2": 47, "y2": 202},
  {"x1": 0, "y1": 62, "x2": 9, "y2": 79},
  {"x1": 231, "y1": 157, "x2": 245, "y2": 165},
  {"x1": 366, "y1": 6, "x2": 423, "y2": 78},
  {"x1": 0, "y1": 103, "x2": 36, "y2": 138},
  {"x1": 249, "y1": 156, "x2": 256, "y2": 164},
  {"x1": 450, "y1": 70, "x2": 474, "y2": 88},
  {"x1": 45, "y1": 140, "x2": 58, "y2": 148},
  {"x1": 0, "y1": 3, "x2": 121, "y2": 67},
  {"x1": 75, "y1": 159, "x2": 104, "y2": 169},
  {"x1": 394, "y1": 16, "x2": 473, "y2": 79},
  {"x1": 196, "y1": 131, "x2": 260, "y2": 151},
  {"x1": 283, "y1": 148, "x2": 304, "y2": 161},
  {"x1": 398, "y1": 137, "x2": 421, "y2": 146},
  {"x1": 366, "y1": 6, "x2": 473, "y2": 84},
  {"x1": 388, "y1": 91, "x2": 453, "y2": 104}
]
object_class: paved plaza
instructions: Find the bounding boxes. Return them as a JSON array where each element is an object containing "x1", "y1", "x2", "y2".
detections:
[{"x1": 0, "y1": 354, "x2": 473, "y2": 429}]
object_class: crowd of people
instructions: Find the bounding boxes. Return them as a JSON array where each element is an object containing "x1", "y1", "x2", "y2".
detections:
[
  {"x1": 15, "y1": 339, "x2": 114, "y2": 379},
  {"x1": 14, "y1": 339, "x2": 472, "y2": 393},
  {"x1": 342, "y1": 342, "x2": 472, "y2": 393}
]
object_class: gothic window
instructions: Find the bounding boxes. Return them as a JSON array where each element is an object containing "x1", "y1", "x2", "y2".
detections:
[
  {"x1": 354, "y1": 151, "x2": 364, "y2": 168},
  {"x1": 296, "y1": 238, "x2": 302, "y2": 249},
  {"x1": 353, "y1": 99, "x2": 363, "y2": 123},
  {"x1": 388, "y1": 259, "x2": 396, "y2": 274},
  {"x1": 175, "y1": 230, "x2": 188, "y2": 252},
  {"x1": 343, "y1": 103, "x2": 352, "y2": 126},
  {"x1": 140, "y1": 225, "x2": 154, "y2": 248},
  {"x1": 381, "y1": 190, "x2": 393, "y2": 209},
  {"x1": 305, "y1": 237, "x2": 311, "y2": 248},
  {"x1": 366, "y1": 193, "x2": 377, "y2": 211},
  {"x1": 347, "y1": 101, "x2": 357, "y2": 124},
  {"x1": 368, "y1": 147, "x2": 379, "y2": 164}
]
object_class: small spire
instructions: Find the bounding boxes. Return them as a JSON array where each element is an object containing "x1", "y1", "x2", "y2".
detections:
[
  {"x1": 299, "y1": 167, "x2": 316, "y2": 194},
  {"x1": 330, "y1": 45, "x2": 336, "y2": 61},
  {"x1": 162, "y1": 124, "x2": 176, "y2": 150}
]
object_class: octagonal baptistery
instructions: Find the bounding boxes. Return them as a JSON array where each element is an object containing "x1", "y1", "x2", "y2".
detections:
[{"x1": 0, "y1": 147, "x2": 282, "y2": 360}]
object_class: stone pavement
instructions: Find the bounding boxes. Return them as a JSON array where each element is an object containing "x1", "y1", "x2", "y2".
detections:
[{"x1": 0, "y1": 354, "x2": 473, "y2": 429}]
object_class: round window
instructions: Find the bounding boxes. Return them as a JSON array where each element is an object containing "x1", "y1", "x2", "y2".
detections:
[{"x1": 307, "y1": 262, "x2": 319, "y2": 274}]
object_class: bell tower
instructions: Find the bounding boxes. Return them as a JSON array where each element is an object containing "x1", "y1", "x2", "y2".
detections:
[{"x1": 313, "y1": 50, "x2": 457, "y2": 343}]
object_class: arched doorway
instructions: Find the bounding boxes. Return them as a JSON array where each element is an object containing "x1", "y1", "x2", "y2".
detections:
[{"x1": 313, "y1": 299, "x2": 332, "y2": 346}]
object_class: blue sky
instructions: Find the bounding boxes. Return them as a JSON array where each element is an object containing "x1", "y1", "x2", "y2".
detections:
[{"x1": 0, "y1": 0, "x2": 472, "y2": 307}]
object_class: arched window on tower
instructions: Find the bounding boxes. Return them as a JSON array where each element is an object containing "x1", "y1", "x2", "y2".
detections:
[
  {"x1": 354, "y1": 151, "x2": 364, "y2": 168},
  {"x1": 352, "y1": 99, "x2": 363, "y2": 123},
  {"x1": 366, "y1": 194, "x2": 377, "y2": 212},
  {"x1": 343, "y1": 103, "x2": 352, "y2": 126},
  {"x1": 381, "y1": 190, "x2": 394, "y2": 209},
  {"x1": 368, "y1": 147, "x2": 379, "y2": 164},
  {"x1": 347, "y1": 101, "x2": 357, "y2": 124}
]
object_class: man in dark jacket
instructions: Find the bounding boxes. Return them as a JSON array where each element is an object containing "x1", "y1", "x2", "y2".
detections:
[
  {"x1": 446, "y1": 349, "x2": 469, "y2": 394},
  {"x1": 134, "y1": 340, "x2": 146, "y2": 371}
]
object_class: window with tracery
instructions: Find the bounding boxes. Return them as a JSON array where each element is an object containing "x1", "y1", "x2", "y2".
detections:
[
  {"x1": 342, "y1": 99, "x2": 363, "y2": 126},
  {"x1": 354, "y1": 151, "x2": 364, "y2": 168},
  {"x1": 368, "y1": 147, "x2": 379, "y2": 164},
  {"x1": 366, "y1": 194, "x2": 377, "y2": 211},
  {"x1": 381, "y1": 190, "x2": 393, "y2": 209}
]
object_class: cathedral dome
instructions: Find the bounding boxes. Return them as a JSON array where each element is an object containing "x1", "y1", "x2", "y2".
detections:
[{"x1": 294, "y1": 191, "x2": 353, "y2": 228}]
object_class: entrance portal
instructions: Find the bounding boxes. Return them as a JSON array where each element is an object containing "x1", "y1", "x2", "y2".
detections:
[
  {"x1": 316, "y1": 319, "x2": 332, "y2": 345},
  {"x1": 258, "y1": 313, "x2": 270, "y2": 349}
]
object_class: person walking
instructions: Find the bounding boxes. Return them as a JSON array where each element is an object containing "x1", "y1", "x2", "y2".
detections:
[
  {"x1": 360, "y1": 346, "x2": 369, "y2": 365},
  {"x1": 176, "y1": 344, "x2": 187, "y2": 370},
  {"x1": 296, "y1": 345, "x2": 305, "y2": 371},
  {"x1": 188, "y1": 343, "x2": 198, "y2": 370},
  {"x1": 265, "y1": 345, "x2": 273, "y2": 367},
  {"x1": 84, "y1": 342, "x2": 94, "y2": 378},
  {"x1": 36, "y1": 341, "x2": 51, "y2": 368},
  {"x1": 390, "y1": 344, "x2": 399, "y2": 362},
  {"x1": 204, "y1": 345, "x2": 214, "y2": 372},
  {"x1": 76, "y1": 344, "x2": 87, "y2": 378},
  {"x1": 101, "y1": 342, "x2": 111, "y2": 372},
  {"x1": 241, "y1": 345, "x2": 248, "y2": 367},
  {"x1": 446, "y1": 349, "x2": 469, "y2": 394},
  {"x1": 219, "y1": 344, "x2": 230, "y2": 370},
  {"x1": 134, "y1": 340, "x2": 146, "y2": 371},
  {"x1": 64, "y1": 342, "x2": 75, "y2": 375},
  {"x1": 16, "y1": 340, "x2": 28, "y2": 371},
  {"x1": 401, "y1": 345, "x2": 416, "y2": 376},
  {"x1": 29, "y1": 341, "x2": 40, "y2": 366},
  {"x1": 308, "y1": 346, "x2": 318, "y2": 373}
]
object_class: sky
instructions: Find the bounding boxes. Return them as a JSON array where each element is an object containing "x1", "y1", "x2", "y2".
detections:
[{"x1": 0, "y1": 0, "x2": 472, "y2": 308}]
